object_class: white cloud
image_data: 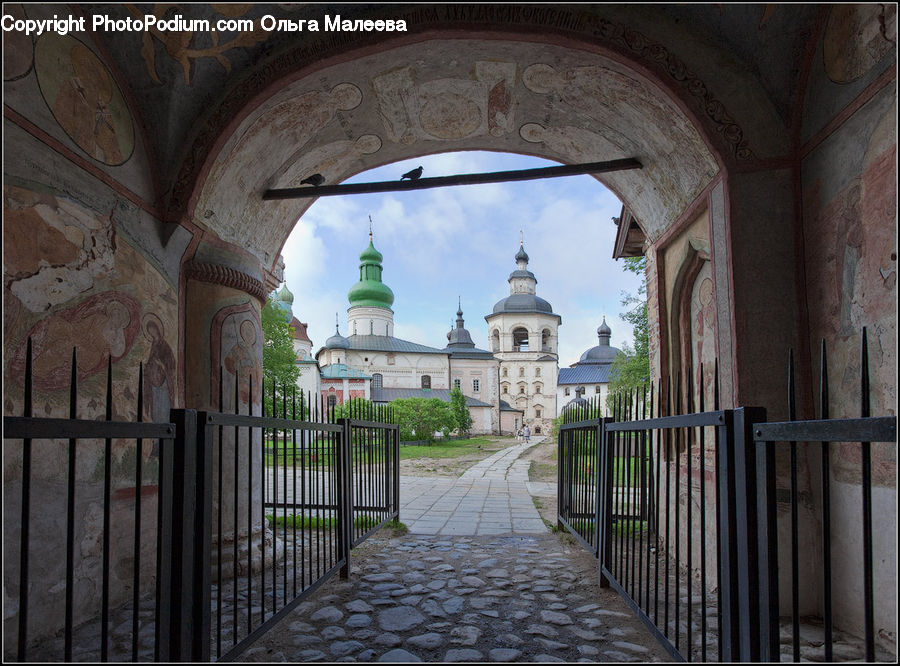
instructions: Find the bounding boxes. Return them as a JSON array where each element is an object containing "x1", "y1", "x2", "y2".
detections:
[{"x1": 281, "y1": 218, "x2": 328, "y2": 285}]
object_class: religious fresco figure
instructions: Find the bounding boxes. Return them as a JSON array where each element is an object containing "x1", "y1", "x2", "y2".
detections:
[
  {"x1": 142, "y1": 313, "x2": 176, "y2": 423},
  {"x1": 222, "y1": 316, "x2": 262, "y2": 407},
  {"x1": 10, "y1": 292, "x2": 140, "y2": 391},
  {"x1": 35, "y1": 34, "x2": 134, "y2": 165}
]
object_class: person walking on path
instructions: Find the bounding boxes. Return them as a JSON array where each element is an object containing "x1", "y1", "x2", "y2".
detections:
[
  {"x1": 523, "y1": 424, "x2": 531, "y2": 444},
  {"x1": 516, "y1": 427, "x2": 523, "y2": 443}
]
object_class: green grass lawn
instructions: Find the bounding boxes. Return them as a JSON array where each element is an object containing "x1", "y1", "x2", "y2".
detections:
[
  {"x1": 567, "y1": 455, "x2": 651, "y2": 486},
  {"x1": 263, "y1": 436, "x2": 509, "y2": 467},
  {"x1": 398, "y1": 436, "x2": 506, "y2": 461}
]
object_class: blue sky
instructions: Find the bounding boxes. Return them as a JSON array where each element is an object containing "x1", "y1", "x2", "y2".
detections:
[{"x1": 279, "y1": 151, "x2": 642, "y2": 368}]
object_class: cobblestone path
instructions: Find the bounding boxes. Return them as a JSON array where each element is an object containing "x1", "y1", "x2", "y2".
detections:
[{"x1": 241, "y1": 531, "x2": 670, "y2": 662}]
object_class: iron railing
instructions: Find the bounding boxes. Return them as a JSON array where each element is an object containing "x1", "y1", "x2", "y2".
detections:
[
  {"x1": 4, "y1": 341, "x2": 177, "y2": 662},
  {"x1": 752, "y1": 330, "x2": 896, "y2": 663},
  {"x1": 557, "y1": 401, "x2": 603, "y2": 554},
  {"x1": 3, "y1": 341, "x2": 399, "y2": 662},
  {"x1": 602, "y1": 367, "x2": 743, "y2": 663},
  {"x1": 558, "y1": 329, "x2": 897, "y2": 663}
]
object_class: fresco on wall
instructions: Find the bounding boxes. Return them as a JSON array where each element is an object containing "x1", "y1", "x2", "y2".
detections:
[
  {"x1": 372, "y1": 61, "x2": 517, "y2": 144},
  {"x1": 520, "y1": 122, "x2": 626, "y2": 163},
  {"x1": 136, "y1": 3, "x2": 270, "y2": 85},
  {"x1": 217, "y1": 309, "x2": 262, "y2": 408},
  {"x1": 34, "y1": 33, "x2": 134, "y2": 165},
  {"x1": 3, "y1": 4, "x2": 33, "y2": 81},
  {"x1": 3, "y1": 183, "x2": 179, "y2": 423},
  {"x1": 690, "y1": 265, "x2": 717, "y2": 407},
  {"x1": 4, "y1": 185, "x2": 116, "y2": 313},
  {"x1": 142, "y1": 313, "x2": 176, "y2": 423},
  {"x1": 272, "y1": 134, "x2": 382, "y2": 190},
  {"x1": 824, "y1": 4, "x2": 896, "y2": 84},
  {"x1": 198, "y1": 82, "x2": 361, "y2": 231},
  {"x1": 522, "y1": 62, "x2": 716, "y2": 200},
  {"x1": 8, "y1": 291, "x2": 140, "y2": 392}
]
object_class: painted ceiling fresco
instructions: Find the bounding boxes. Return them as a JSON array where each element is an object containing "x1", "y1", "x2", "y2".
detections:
[
  {"x1": 196, "y1": 39, "x2": 719, "y2": 265},
  {"x1": 14, "y1": 3, "x2": 890, "y2": 269}
]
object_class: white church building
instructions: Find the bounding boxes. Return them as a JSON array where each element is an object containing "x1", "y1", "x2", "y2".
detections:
[{"x1": 303, "y1": 232, "x2": 563, "y2": 435}]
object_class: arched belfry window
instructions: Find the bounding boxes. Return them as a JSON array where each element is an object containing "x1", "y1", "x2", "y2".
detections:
[
  {"x1": 491, "y1": 329, "x2": 500, "y2": 352},
  {"x1": 541, "y1": 329, "x2": 551, "y2": 352},
  {"x1": 512, "y1": 327, "x2": 529, "y2": 351},
  {"x1": 372, "y1": 373, "x2": 383, "y2": 389},
  {"x1": 421, "y1": 375, "x2": 431, "y2": 389}
]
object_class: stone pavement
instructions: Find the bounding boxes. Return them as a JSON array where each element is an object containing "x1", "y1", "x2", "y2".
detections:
[
  {"x1": 241, "y1": 531, "x2": 670, "y2": 663},
  {"x1": 238, "y1": 437, "x2": 668, "y2": 662},
  {"x1": 399, "y1": 437, "x2": 549, "y2": 536}
]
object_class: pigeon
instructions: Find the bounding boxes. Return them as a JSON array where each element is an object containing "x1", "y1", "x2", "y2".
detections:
[
  {"x1": 300, "y1": 173, "x2": 325, "y2": 186},
  {"x1": 401, "y1": 166, "x2": 423, "y2": 181}
]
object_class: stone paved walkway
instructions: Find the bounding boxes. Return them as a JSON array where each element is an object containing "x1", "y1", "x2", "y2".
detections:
[
  {"x1": 241, "y1": 531, "x2": 670, "y2": 663},
  {"x1": 238, "y1": 438, "x2": 668, "y2": 662},
  {"x1": 399, "y1": 437, "x2": 549, "y2": 536}
]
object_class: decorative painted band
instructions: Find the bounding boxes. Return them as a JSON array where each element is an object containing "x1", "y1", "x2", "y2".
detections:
[{"x1": 184, "y1": 260, "x2": 266, "y2": 303}]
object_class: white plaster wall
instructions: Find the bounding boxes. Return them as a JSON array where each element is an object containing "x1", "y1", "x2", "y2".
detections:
[
  {"x1": 828, "y1": 480, "x2": 896, "y2": 651},
  {"x1": 348, "y1": 306, "x2": 394, "y2": 337}
]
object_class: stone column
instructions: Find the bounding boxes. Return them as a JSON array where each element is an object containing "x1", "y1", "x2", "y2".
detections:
[{"x1": 181, "y1": 251, "x2": 280, "y2": 580}]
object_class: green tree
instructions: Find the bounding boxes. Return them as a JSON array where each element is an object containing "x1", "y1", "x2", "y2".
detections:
[
  {"x1": 261, "y1": 297, "x2": 300, "y2": 416},
  {"x1": 389, "y1": 397, "x2": 454, "y2": 443},
  {"x1": 328, "y1": 397, "x2": 377, "y2": 422},
  {"x1": 608, "y1": 256, "x2": 650, "y2": 404},
  {"x1": 449, "y1": 386, "x2": 473, "y2": 437}
]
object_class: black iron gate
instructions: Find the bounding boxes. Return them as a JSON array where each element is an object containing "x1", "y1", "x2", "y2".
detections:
[
  {"x1": 3, "y1": 341, "x2": 399, "y2": 662},
  {"x1": 558, "y1": 329, "x2": 897, "y2": 663}
]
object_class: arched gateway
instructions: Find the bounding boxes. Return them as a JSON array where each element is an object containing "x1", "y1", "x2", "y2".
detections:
[{"x1": 4, "y1": 3, "x2": 895, "y2": 661}]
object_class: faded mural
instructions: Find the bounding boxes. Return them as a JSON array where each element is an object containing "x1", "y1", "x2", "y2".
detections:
[{"x1": 35, "y1": 33, "x2": 134, "y2": 166}]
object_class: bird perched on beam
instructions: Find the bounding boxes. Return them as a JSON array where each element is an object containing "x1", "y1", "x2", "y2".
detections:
[
  {"x1": 300, "y1": 173, "x2": 325, "y2": 186},
  {"x1": 401, "y1": 166, "x2": 423, "y2": 181}
]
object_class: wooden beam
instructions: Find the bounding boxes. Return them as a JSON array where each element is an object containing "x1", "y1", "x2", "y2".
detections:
[{"x1": 262, "y1": 158, "x2": 642, "y2": 200}]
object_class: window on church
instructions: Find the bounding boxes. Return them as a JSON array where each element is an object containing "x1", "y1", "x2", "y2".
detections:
[
  {"x1": 372, "y1": 373, "x2": 383, "y2": 389},
  {"x1": 327, "y1": 395, "x2": 337, "y2": 408},
  {"x1": 512, "y1": 327, "x2": 529, "y2": 352},
  {"x1": 502, "y1": 383, "x2": 509, "y2": 394},
  {"x1": 387, "y1": 354, "x2": 395, "y2": 365},
  {"x1": 534, "y1": 383, "x2": 542, "y2": 394},
  {"x1": 421, "y1": 375, "x2": 431, "y2": 389},
  {"x1": 473, "y1": 379, "x2": 480, "y2": 392},
  {"x1": 535, "y1": 408, "x2": 542, "y2": 419},
  {"x1": 564, "y1": 387, "x2": 570, "y2": 396},
  {"x1": 502, "y1": 367, "x2": 508, "y2": 377},
  {"x1": 535, "y1": 367, "x2": 541, "y2": 377},
  {"x1": 519, "y1": 385, "x2": 525, "y2": 394},
  {"x1": 595, "y1": 385, "x2": 601, "y2": 394},
  {"x1": 541, "y1": 329, "x2": 551, "y2": 352},
  {"x1": 454, "y1": 378, "x2": 461, "y2": 390},
  {"x1": 519, "y1": 367, "x2": 525, "y2": 377},
  {"x1": 491, "y1": 329, "x2": 500, "y2": 352},
  {"x1": 370, "y1": 320, "x2": 374, "y2": 335}
]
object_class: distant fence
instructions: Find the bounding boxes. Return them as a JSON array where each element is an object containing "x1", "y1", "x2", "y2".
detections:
[{"x1": 3, "y1": 342, "x2": 399, "y2": 662}]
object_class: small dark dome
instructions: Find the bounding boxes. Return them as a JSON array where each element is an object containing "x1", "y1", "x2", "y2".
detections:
[
  {"x1": 515, "y1": 244, "x2": 529, "y2": 263},
  {"x1": 325, "y1": 323, "x2": 350, "y2": 349},
  {"x1": 491, "y1": 293, "x2": 554, "y2": 314},
  {"x1": 508, "y1": 269, "x2": 536, "y2": 281},
  {"x1": 579, "y1": 318, "x2": 619, "y2": 364},
  {"x1": 578, "y1": 344, "x2": 620, "y2": 364}
]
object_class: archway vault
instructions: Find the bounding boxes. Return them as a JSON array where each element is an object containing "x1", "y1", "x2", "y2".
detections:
[{"x1": 192, "y1": 36, "x2": 722, "y2": 269}]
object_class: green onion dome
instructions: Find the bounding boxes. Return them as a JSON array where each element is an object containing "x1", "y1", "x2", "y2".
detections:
[
  {"x1": 348, "y1": 239, "x2": 394, "y2": 309},
  {"x1": 272, "y1": 283, "x2": 294, "y2": 323}
]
